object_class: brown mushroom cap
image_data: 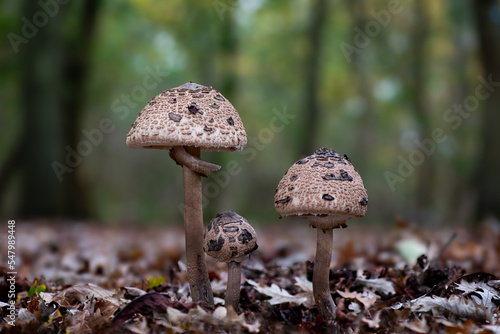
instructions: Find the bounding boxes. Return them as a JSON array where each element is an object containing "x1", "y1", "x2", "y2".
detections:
[
  {"x1": 126, "y1": 82, "x2": 247, "y2": 151},
  {"x1": 274, "y1": 148, "x2": 368, "y2": 229},
  {"x1": 203, "y1": 211, "x2": 258, "y2": 263}
]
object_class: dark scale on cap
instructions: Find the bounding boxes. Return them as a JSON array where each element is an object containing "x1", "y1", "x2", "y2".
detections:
[
  {"x1": 288, "y1": 186, "x2": 294, "y2": 191},
  {"x1": 187, "y1": 103, "x2": 199, "y2": 114},
  {"x1": 132, "y1": 122, "x2": 137, "y2": 128},
  {"x1": 315, "y1": 147, "x2": 340, "y2": 158},
  {"x1": 228, "y1": 237, "x2": 236, "y2": 243},
  {"x1": 359, "y1": 197, "x2": 368, "y2": 206},
  {"x1": 313, "y1": 148, "x2": 349, "y2": 165},
  {"x1": 322, "y1": 194, "x2": 335, "y2": 201},
  {"x1": 168, "y1": 98, "x2": 176, "y2": 104},
  {"x1": 192, "y1": 94, "x2": 204, "y2": 98},
  {"x1": 223, "y1": 226, "x2": 239, "y2": 233},
  {"x1": 312, "y1": 162, "x2": 320, "y2": 167},
  {"x1": 323, "y1": 162, "x2": 335, "y2": 168},
  {"x1": 230, "y1": 246, "x2": 238, "y2": 251},
  {"x1": 207, "y1": 221, "x2": 213, "y2": 232},
  {"x1": 210, "y1": 103, "x2": 220, "y2": 109},
  {"x1": 213, "y1": 223, "x2": 220, "y2": 235},
  {"x1": 209, "y1": 118, "x2": 214, "y2": 123},
  {"x1": 204, "y1": 125, "x2": 213, "y2": 132},
  {"x1": 296, "y1": 159, "x2": 309, "y2": 165},
  {"x1": 290, "y1": 175, "x2": 298, "y2": 181},
  {"x1": 214, "y1": 94, "x2": 225, "y2": 101},
  {"x1": 323, "y1": 170, "x2": 353, "y2": 182},
  {"x1": 275, "y1": 196, "x2": 291, "y2": 204},
  {"x1": 238, "y1": 229, "x2": 253, "y2": 244},
  {"x1": 338, "y1": 170, "x2": 353, "y2": 181},
  {"x1": 227, "y1": 117, "x2": 234, "y2": 126},
  {"x1": 244, "y1": 243, "x2": 259, "y2": 255},
  {"x1": 168, "y1": 112, "x2": 182, "y2": 122},
  {"x1": 207, "y1": 235, "x2": 225, "y2": 252},
  {"x1": 149, "y1": 101, "x2": 157, "y2": 106}
]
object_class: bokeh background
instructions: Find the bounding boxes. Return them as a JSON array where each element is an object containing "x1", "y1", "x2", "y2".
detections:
[{"x1": 1, "y1": 0, "x2": 499, "y2": 226}]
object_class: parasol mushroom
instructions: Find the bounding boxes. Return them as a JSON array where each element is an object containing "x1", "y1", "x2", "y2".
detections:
[
  {"x1": 126, "y1": 82, "x2": 247, "y2": 305},
  {"x1": 203, "y1": 211, "x2": 258, "y2": 311},
  {"x1": 274, "y1": 147, "x2": 368, "y2": 325}
]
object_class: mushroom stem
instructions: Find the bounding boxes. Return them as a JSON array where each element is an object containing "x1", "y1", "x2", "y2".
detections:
[
  {"x1": 313, "y1": 227, "x2": 336, "y2": 326},
  {"x1": 182, "y1": 146, "x2": 214, "y2": 305},
  {"x1": 226, "y1": 261, "x2": 242, "y2": 311},
  {"x1": 170, "y1": 146, "x2": 221, "y2": 177}
]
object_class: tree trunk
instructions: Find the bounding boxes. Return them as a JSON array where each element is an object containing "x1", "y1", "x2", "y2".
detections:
[
  {"x1": 219, "y1": 9, "x2": 238, "y2": 101},
  {"x1": 18, "y1": 0, "x2": 101, "y2": 219},
  {"x1": 19, "y1": 0, "x2": 65, "y2": 217},
  {"x1": 474, "y1": 0, "x2": 500, "y2": 220},
  {"x1": 409, "y1": 0, "x2": 434, "y2": 220},
  {"x1": 300, "y1": 0, "x2": 328, "y2": 156},
  {"x1": 60, "y1": 0, "x2": 102, "y2": 218},
  {"x1": 346, "y1": 0, "x2": 377, "y2": 177},
  {"x1": 447, "y1": 1, "x2": 476, "y2": 223}
]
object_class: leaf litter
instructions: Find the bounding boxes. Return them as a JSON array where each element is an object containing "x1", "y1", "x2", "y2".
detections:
[{"x1": 0, "y1": 219, "x2": 499, "y2": 333}]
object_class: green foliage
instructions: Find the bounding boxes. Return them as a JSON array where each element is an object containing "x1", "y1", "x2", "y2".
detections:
[
  {"x1": 28, "y1": 279, "x2": 46, "y2": 297},
  {"x1": 1, "y1": 0, "x2": 494, "y2": 224},
  {"x1": 147, "y1": 276, "x2": 166, "y2": 290}
]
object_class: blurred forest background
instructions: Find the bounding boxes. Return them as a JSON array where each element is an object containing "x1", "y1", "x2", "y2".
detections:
[{"x1": 1, "y1": 0, "x2": 499, "y2": 226}]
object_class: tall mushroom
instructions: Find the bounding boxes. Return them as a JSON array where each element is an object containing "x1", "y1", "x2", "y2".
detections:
[
  {"x1": 274, "y1": 148, "x2": 368, "y2": 326},
  {"x1": 126, "y1": 82, "x2": 247, "y2": 305},
  {"x1": 203, "y1": 211, "x2": 258, "y2": 311}
]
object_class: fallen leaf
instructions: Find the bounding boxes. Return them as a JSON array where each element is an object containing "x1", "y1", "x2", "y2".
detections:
[
  {"x1": 362, "y1": 310, "x2": 381, "y2": 329},
  {"x1": 337, "y1": 289, "x2": 378, "y2": 309},
  {"x1": 408, "y1": 295, "x2": 493, "y2": 322},
  {"x1": 356, "y1": 277, "x2": 396, "y2": 295},
  {"x1": 247, "y1": 280, "x2": 307, "y2": 305}
]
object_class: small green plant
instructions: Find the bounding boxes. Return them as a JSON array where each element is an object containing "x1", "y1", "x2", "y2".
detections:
[
  {"x1": 28, "y1": 279, "x2": 46, "y2": 297},
  {"x1": 147, "y1": 276, "x2": 166, "y2": 290}
]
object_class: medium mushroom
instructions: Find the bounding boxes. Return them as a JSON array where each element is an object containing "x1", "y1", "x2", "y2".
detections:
[
  {"x1": 127, "y1": 82, "x2": 247, "y2": 305},
  {"x1": 274, "y1": 148, "x2": 368, "y2": 325},
  {"x1": 203, "y1": 211, "x2": 258, "y2": 311}
]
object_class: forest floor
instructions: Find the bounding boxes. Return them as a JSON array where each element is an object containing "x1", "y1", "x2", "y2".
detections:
[{"x1": 1, "y1": 218, "x2": 500, "y2": 333}]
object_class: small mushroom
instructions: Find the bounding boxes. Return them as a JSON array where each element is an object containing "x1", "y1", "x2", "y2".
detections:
[
  {"x1": 126, "y1": 82, "x2": 247, "y2": 306},
  {"x1": 274, "y1": 148, "x2": 368, "y2": 326},
  {"x1": 203, "y1": 211, "x2": 258, "y2": 311}
]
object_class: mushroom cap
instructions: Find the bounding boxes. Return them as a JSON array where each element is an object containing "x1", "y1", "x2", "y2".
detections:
[
  {"x1": 126, "y1": 82, "x2": 247, "y2": 151},
  {"x1": 274, "y1": 148, "x2": 368, "y2": 229},
  {"x1": 203, "y1": 211, "x2": 258, "y2": 263}
]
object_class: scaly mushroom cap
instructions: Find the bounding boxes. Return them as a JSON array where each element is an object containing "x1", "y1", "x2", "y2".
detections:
[
  {"x1": 203, "y1": 211, "x2": 258, "y2": 263},
  {"x1": 126, "y1": 82, "x2": 247, "y2": 151},
  {"x1": 274, "y1": 148, "x2": 368, "y2": 229}
]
